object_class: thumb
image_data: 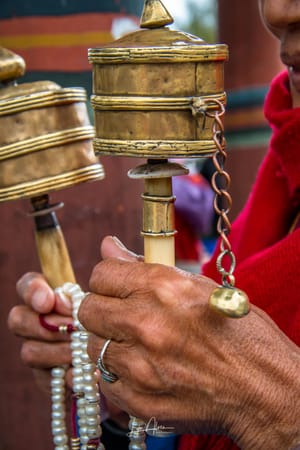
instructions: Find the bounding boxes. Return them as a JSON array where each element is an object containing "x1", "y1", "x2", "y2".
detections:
[
  {"x1": 16, "y1": 272, "x2": 56, "y2": 314},
  {"x1": 16, "y1": 272, "x2": 73, "y2": 316},
  {"x1": 100, "y1": 235, "x2": 143, "y2": 262}
]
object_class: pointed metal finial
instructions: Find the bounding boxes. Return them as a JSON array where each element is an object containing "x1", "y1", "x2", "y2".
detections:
[
  {"x1": 140, "y1": 0, "x2": 174, "y2": 29},
  {"x1": 0, "y1": 48, "x2": 25, "y2": 83}
]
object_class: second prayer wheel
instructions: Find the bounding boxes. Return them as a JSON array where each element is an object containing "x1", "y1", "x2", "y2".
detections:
[
  {"x1": 0, "y1": 48, "x2": 104, "y2": 202},
  {"x1": 89, "y1": 1, "x2": 228, "y2": 159}
]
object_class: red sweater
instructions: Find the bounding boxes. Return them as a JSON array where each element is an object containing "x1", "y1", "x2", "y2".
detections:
[{"x1": 178, "y1": 70, "x2": 300, "y2": 450}]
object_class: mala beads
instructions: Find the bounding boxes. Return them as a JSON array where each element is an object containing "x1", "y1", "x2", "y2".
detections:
[
  {"x1": 128, "y1": 416, "x2": 147, "y2": 450},
  {"x1": 70, "y1": 283, "x2": 104, "y2": 450},
  {"x1": 51, "y1": 365, "x2": 69, "y2": 449},
  {"x1": 41, "y1": 282, "x2": 104, "y2": 450}
]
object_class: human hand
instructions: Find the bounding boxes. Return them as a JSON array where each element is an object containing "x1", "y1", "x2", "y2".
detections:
[
  {"x1": 79, "y1": 236, "x2": 300, "y2": 450},
  {"x1": 7, "y1": 236, "x2": 139, "y2": 427},
  {"x1": 7, "y1": 272, "x2": 73, "y2": 392}
]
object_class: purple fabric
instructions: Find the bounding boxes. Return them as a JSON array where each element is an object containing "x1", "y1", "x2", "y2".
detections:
[{"x1": 173, "y1": 175, "x2": 214, "y2": 236}]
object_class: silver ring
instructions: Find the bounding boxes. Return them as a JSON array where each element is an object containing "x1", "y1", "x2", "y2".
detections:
[{"x1": 96, "y1": 339, "x2": 119, "y2": 383}]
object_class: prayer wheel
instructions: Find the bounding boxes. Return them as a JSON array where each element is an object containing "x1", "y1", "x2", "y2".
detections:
[
  {"x1": 0, "y1": 47, "x2": 104, "y2": 287},
  {"x1": 89, "y1": 0, "x2": 228, "y2": 267},
  {"x1": 0, "y1": 47, "x2": 104, "y2": 203},
  {"x1": 89, "y1": 6, "x2": 227, "y2": 160},
  {"x1": 89, "y1": 2, "x2": 250, "y2": 448},
  {"x1": 0, "y1": 47, "x2": 106, "y2": 448}
]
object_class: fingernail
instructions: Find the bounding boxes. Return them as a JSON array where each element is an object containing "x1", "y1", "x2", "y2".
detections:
[
  {"x1": 112, "y1": 236, "x2": 126, "y2": 249},
  {"x1": 112, "y1": 235, "x2": 142, "y2": 261},
  {"x1": 32, "y1": 288, "x2": 50, "y2": 310},
  {"x1": 55, "y1": 287, "x2": 72, "y2": 310}
]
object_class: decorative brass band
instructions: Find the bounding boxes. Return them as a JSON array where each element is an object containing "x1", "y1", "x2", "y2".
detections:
[
  {"x1": 142, "y1": 193, "x2": 175, "y2": 237},
  {"x1": 91, "y1": 93, "x2": 226, "y2": 111},
  {"x1": 0, "y1": 126, "x2": 95, "y2": 161},
  {"x1": 88, "y1": 45, "x2": 228, "y2": 64},
  {"x1": 93, "y1": 138, "x2": 215, "y2": 158},
  {"x1": 0, "y1": 164, "x2": 105, "y2": 202},
  {"x1": 0, "y1": 88, "x2": 87, "y2": 117},
  {"x1": 142, "y1": 230, "x2": 175, "y2": 237}
]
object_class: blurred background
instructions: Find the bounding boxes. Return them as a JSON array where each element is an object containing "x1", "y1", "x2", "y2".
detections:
[{"x1": 0, "y1": 0, "x2": 283, "y2": 448}]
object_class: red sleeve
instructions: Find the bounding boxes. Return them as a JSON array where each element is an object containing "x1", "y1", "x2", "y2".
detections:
[{"x1": 204, "y1": 229, "x2": 300, "y2": 347}]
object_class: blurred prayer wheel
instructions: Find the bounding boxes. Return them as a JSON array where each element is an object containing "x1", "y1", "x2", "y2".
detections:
[
  {"x1": 0, "y1": 48, "x2": 104, "y2": 202},
  {"x1": 0, "y1": 47, "x2": 105, "y2": 287},
  {"x1": 0, "y1": 49, "x2": 107, "y2": 448}
]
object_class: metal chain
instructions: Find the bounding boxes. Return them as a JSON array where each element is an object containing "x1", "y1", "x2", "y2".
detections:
[{"x1": 192, "y1": 98, "x2": 236, "y2": 288}]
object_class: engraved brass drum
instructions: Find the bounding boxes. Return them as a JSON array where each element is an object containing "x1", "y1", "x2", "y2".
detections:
[{"x1": 89, "y1": 2, "x2": 228, "y2": 159}]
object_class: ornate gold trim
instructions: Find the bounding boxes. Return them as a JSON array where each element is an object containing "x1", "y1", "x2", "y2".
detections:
[
  {"x1": 93, "y1": 138, "x2": 215, "y2": 158},
  {"x1": 91, "y1": 93, "x2": 226, "y2": 111},
  {"x1": 0, "y1": 88, "x2": 87, "y2": 116},
  {"x1": 0, "y1": 126, "x2": 95, "y2": 161},
  {"x1": 0, "y1": 164, "x2": 105, "y2": 202},
  {"x1": 88, "y1": 45, "x2": 228, "y2": 64}
]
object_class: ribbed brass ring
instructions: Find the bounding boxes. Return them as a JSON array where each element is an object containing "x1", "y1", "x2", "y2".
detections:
[
  {"x1": 141, "y1": 193, "x2": 175, "y2": 203},
  {"x1": 0, "y1": 126, "x2": 95, "y2": 161},
  {"x1": 0, "y1": 164, "x2": 105, "y2": 202},
  {"x1": 141, "y1": 230, "x2": 176, "y2": 237},
  {"x1": 91, "y1": 93, "x2": 226, "y2": 111},
  {"x1": 93, "y1": 138, "x2": 215, "y2": 158},
  {"x1": 0, "y1": 88, "x2": 87, "y2": 116},
  {"x1": 88, "y1": 45, "x2": 228, "y2": 64}
]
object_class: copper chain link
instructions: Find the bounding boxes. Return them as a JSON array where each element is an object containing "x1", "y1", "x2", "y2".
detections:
[{"x1": 192, "y1": 98, "x2": 236, "y2": 288}]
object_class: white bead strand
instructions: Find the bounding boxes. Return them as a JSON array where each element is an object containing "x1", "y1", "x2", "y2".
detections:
[
  {"x1": 68, "y1": 283, "x2": 104, "y2": 450},
  {"x1": 51, "y1": 366, "x2": 69, "y2": 450},
  {"x1": 47, "y1": 282, "x2": 105, "y2": 450},
  {"x1": 129, "y1": 416, "x2": 147, "y2": 450}
]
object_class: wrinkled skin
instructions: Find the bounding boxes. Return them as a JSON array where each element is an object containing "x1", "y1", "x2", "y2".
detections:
[
  {"x1": 78, "y1": 238, "x2": 300, "y2": 450},
  {"x1": 7, "y1": 1, "x2": 300, "y2": 448},
  {"x1": 8, "y1": 237, "x2": 300, "y2": 449},
  {"x1": 7, "y1": 237, "x2": 133, "y2": 428}
]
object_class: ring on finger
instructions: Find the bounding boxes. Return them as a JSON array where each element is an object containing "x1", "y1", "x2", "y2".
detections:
[{"x1": 97, "y1": 338, "x2": 119, "y2": 383}]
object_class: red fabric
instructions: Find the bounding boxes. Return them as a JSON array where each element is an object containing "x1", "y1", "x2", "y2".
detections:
[
  {"x1": 175, "y1": 212, "x2": 201, "y2": 261},
  {"x1": 178, "y1": 70, "x2": 300, "y2": 450}
]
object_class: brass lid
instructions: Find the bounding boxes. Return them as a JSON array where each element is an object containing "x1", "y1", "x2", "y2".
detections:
[{"x1": 89, "y1": 0, "x2": 228, "y2": 64}]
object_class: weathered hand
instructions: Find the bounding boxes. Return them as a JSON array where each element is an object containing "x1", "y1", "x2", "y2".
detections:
[
  {"x1": 7, "y1": 236, "x2": 138, "y2": 427},
  {"x1": 7, "y1": 272, "x2": 73, "y2": 391},
  {"x1": 79, "y1": 236, "x2": 300, "y2": 450}
]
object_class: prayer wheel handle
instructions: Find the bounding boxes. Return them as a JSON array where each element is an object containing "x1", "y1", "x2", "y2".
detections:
[{"x1": 30, "y1": 195, "x2": 76, "y2": 288}]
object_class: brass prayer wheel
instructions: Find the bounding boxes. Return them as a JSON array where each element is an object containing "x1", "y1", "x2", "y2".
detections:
[
  {"x1": 89, "y1": 1, "x2": 228, "y2": 159},
  {"x1": 88, "y1": 3, "x2": 236, "y2": 445},
  {"x1": 88, "y1": 1, "x2": 250, "y2": 322},
  {"x1": 88, "y1": 0, "x2": 229, "y2": 269},
  {"x1": 0, "y1": 47, "x2": 105, "y2": 287},
  {"x1": 0, "y1": 47, "x2": 104, "y2": 202}
]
